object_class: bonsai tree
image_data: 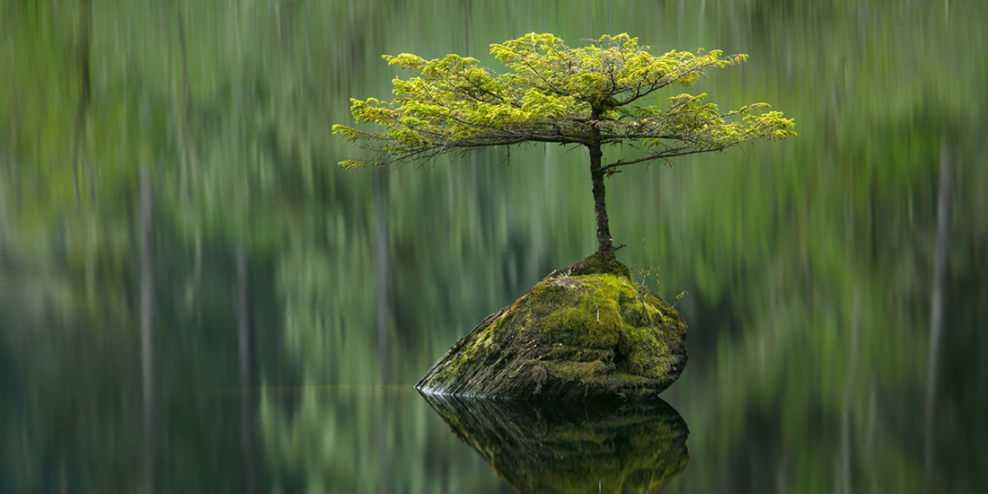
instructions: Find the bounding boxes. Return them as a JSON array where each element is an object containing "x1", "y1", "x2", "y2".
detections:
[{"x1": 334, "y1": 33, "x2": 795, "y2": 257}]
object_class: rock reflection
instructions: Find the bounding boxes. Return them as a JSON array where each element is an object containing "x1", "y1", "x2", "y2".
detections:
[{"x1": 421, "y1": 394, "x2": 689, "y2": 493}]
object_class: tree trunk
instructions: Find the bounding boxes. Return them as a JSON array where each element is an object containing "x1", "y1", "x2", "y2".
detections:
[
  {"x1": 588, "y1": 107, "x2": 614, "y2": 256},
  {"x1": 589, "y1": 143, "x2": 614, "y2": 257}
]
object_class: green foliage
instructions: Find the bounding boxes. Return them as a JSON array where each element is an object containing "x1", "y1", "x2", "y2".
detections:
[
  {"x1": 629, "y1": 263, "x2": 658, "y2": 324},
  {"x1": 671, "y1": 290, "x2": 688, "y2": 309},
  {"x1": 334, "y1": 33, "x2": 794, "y2": 169}
]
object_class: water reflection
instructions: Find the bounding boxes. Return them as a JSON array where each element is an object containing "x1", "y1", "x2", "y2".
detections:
[{"x1": 422, "y1": 394, "x2": 689, "y2": 493}]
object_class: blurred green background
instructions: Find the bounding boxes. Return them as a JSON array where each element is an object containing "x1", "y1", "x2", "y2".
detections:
[{"x1": 1, "y1": 0, "x2": 986, "y2": 492}]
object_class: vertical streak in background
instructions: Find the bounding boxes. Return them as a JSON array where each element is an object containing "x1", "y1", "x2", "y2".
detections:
[
  {"x1": 924, "y1": 142, "x2": 952, "y2": 486},
  {"x1": 140, "y1": 165, "x2": 157, "y2": 494},
  {"x1": 71, "y1": 0, "x2": 92, "y2": 212},
  {"x1": 374, "y1": 167, "x2": 391, "y2": 494},
  {"x1": 374, "y1": 167, "x2": 390, "y2": 382},
  {"x1": 237, "y1": 243, "x2": 257, "y2": 494},
  {"x1": 176, "y1": 2, "x2": 194, "y2": 196},
  {"x1": 840, "y1": 295, "x2": 861, "y2": 494}
]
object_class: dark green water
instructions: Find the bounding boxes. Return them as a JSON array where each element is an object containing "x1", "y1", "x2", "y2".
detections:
[{"x1": 1, "y1": 0, "x2": 986, "y2": 492}]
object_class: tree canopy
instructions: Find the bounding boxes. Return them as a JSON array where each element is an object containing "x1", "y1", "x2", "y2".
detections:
[{"x1": 332, "y1": 33, "x2": 795, "y2": 171}]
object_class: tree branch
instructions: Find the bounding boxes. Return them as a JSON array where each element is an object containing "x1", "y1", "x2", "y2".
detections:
[{"x1": 600, "y1": 144, "x2": 734, "y2": 171}]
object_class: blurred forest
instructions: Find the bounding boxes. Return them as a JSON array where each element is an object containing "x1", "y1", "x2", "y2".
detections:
[{"x1": 1, "y1": 0, "x2": 986, "y2": 493}]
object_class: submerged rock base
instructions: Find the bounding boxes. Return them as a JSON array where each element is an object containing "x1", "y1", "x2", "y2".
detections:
[{"x1": 415, "y1": 254, "x2": 688, "y2": 399}]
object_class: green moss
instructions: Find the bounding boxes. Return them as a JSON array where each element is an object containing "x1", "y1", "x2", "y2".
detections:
[
  {"x1": 544, "y1": 360, "x2": 608, "y2": 381},
  {"x1": 616, "y1": 327, "x2": 670, "y2": 378},
  {"x1": 520, "y1": 273, "x2": 645, "y2": 351},
  {"x1": 561, "y1": 252, "x2": 633, "y2": 279},
  {"x1": 417, "y1": 252, "x2": 688, "y2": 398},
  {"x1": 543, "y1": 307, "x2": 615, "y2": 348},
  {"x1": 546, "y1": 346, "x2": 613, "y2": 362},
  {"x1": 610, "y1": 372, "x2": 651, "y2": 385},
  {"x1": 503, "y1": 269, "x2": 682, "y2": 381}
]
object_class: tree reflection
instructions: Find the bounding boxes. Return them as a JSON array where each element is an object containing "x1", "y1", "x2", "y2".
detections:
[{"x1": 422, "y1": 394, "x2": 689, "y2": 493}]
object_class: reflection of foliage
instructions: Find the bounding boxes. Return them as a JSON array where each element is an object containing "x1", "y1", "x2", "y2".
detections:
[
  {"x1": 258, "y1": 388, "x2": 506, "y2": 493},
  {"x1": 0, "y1": 228, "x2": 142, "y2": 493},
  {"x1": 277, "y1": 238, "x2": 378, "y2": 383},
  {"x1": 423, "y1": 394, "x2": 689, "y2": 493}
]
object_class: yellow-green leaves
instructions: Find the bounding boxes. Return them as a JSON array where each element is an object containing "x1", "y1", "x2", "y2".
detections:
[
  {"x1": 382, "y1": 53, "x2": 427, "y2": 70},
  {"x1": 745, "y1": 111, "x2": 797, "y2": 140},
  {"x1": 334, "y1": 32, "x2": 794, "y2": 168}
]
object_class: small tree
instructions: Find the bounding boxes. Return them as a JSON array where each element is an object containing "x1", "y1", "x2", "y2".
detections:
[{"x1": 334, "y1": 33, "x2": 795, "y2": 257}]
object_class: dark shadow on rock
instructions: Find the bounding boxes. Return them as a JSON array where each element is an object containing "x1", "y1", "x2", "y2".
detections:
[{"x1": 421, "y1": 393, "x2": 689, "y2": 493}]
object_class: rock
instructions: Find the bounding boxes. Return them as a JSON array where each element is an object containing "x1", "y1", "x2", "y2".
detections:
[
  {"x1": 420, "y1": 393, "x2": 690, "y2": 493},
  {"x1": 415, "y1": 253, "x2": 688, "y2": 399}
]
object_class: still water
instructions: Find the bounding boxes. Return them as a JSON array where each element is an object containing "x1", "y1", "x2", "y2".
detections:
[{"x1": 1, "y1": 0, "x2": 986, "y2": 492}]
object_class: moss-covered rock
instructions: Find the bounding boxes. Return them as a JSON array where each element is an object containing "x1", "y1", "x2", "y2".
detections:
[
  {"x1": 415, "y1": 255, "x2": 688, "y2": 399},
  {"x1": 420, "y1": 394, "x2": 689, "y2": 493}
]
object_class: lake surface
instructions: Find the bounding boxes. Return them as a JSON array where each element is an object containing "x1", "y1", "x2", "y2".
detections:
[{"x1": 2, "y1": 0, "x2": 986, "y2": 492}]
